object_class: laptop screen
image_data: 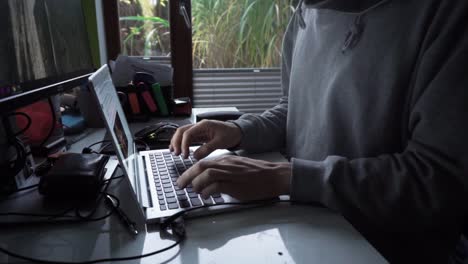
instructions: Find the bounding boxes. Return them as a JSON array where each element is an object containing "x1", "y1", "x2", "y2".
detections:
[{"x1": 88, "y1": 65, "x2": 137, "y2": 187}]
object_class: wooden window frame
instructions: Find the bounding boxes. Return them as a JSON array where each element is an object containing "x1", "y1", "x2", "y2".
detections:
[{"x1": 102, "y1": 0, "x2": 193, "y2": 99}]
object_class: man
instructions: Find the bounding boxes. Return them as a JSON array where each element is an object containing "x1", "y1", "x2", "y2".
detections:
[{"x1": 170, "y1": 0, "x2": 468, "y2": 262}]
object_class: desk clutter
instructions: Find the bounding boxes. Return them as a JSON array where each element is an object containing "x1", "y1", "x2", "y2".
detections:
[
  {"x1": 117, "y1": 72, "x2": 192, "y2": 122},
  {"x1": 109, "y1": 55, "x2": 191, "y2": 121}
]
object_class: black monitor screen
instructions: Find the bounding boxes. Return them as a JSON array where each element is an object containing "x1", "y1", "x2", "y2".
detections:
[{"x1": 0, "y1": 0, "x2": 94, "y2": 106}]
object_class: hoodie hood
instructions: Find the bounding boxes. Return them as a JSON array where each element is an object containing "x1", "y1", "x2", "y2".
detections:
[{"x1": 296, "y1": 0, "x2": 392, "y2": 52}]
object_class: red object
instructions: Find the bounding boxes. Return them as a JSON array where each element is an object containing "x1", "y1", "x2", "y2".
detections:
[
  {"x1": 128, "y1": 93, "x2": 141, "y2": 114},
  {"x1": 173, "y1": 97, "x2": 192, "y2": 116},
  {"x1": 16, "y1": 100, "x2": 56, "y2": 145},
  {"x1": 141, "y1": 90, "x2": 158, "y2": 113}
]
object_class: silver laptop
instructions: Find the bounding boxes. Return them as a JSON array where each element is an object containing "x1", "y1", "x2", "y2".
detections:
[{"x1": 88, "y1": 65, "x2": 241, "y2": 223}]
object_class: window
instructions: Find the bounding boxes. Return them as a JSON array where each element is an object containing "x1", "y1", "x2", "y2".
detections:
[
  {"x1": 118, "y1": 0, "x2": 171, "y2": 57},
  {"x1": 109, "y1": 0, "x2": 299, "y2": 112},
  {"x1": 191, "y1": 0, "x2": 297, "y2": 114},
  {"x1": 115, "y1": 0, "x2": 296, "y2": 67},
  {"x1": 192, "y1": 0, "x2": 296, "y2": 69}
]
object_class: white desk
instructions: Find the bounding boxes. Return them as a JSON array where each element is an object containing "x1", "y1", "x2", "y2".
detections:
[
  {"x1": 0, "y1": 108, "x2": 388, "y2": 264},
  {"x1": 1, "y1": 193, "x2": 387, "y2": 263}
]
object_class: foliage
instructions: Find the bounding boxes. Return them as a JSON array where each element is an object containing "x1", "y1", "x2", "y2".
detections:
[
  {"x1": 192, "y1": 0, "x2": 296, "y2": 68},
  {"x1": 119, "y1": 0, "x2": 170, "y2": 57},
  {"x1": 119, "y1": 0, "x2": 296, "y2": 68}
]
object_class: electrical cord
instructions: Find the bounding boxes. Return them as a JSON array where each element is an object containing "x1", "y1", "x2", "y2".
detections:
[
  {"x1": 1, "y1": 117, "x2": 28, "y2": 179},
  {"x1": 0, "y1": 174, "x2": 123, "y2": 221},
  {"x1": 0, "y1": 193, "x2": 322, "y2": 263},
  {"x1": 83, "y1": 140, "x2": 150, "y2": 155},
  {"x1": 0, "y1": 234, "x2": 183, "y2": 264},
  {"x1": 75, "y1": 172, "x2": 117, "y2": 221},
  {"x1": 13, "y1": 184, "x2": 39, "y2": 193},
  {"x1": 38, "y1": 98, "x2": 57, "y2": 148},
  {"x1": 5, "y1": 112, "x2": 32, "y2": 137},
  {"x1": 0, "y1": 176, "x2": 183, "y2": 264},
  {"x1": 159, "y1": 198, "x2": 321, "y2": 230}
]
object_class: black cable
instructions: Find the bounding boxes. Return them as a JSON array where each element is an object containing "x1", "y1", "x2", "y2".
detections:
[
  {"x1": 38, "y1": 98, "x2": 57, "y2": 148},
  {"x1": 75, "y1": 172, "x2": 119, "y2": 221},
  {"x1": 5, "y1": 112, "x2": 32, "y2": 136},
  {"x1": 1, "y1": 117, "x2": 28, "y2": 178},
  {"x1": 0, "y1": 198, "x2": 321, "y2": 263},
  {"x1": 87, "y1": 140, "x2": 110, "y2": 149},
  {"x1": 161, "y1": 198, "x2": 323, "y2": 230},
  {"x1": 0, "y1": 234, "x2": 183, "y2": 264},
  {"x1": 135, "y1": 139, "x2": 150, "y2": 151},
  {"x1": 0, "y1": 174, "x2": 124, "y2": 220},
  {"x1": 85, "y1": 140, "x2": 150, "y2": 155},
  {"x1": 13, "y1": 184, "x2": 38, "y2": 193},
  {"x1": 102, "y1": 175, "x2": 124, "y2": 184}
]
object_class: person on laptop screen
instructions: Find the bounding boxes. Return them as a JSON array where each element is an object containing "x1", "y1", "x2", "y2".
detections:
[{"x1": 171, "y1": 1, "x2": 468, "y2": 263}]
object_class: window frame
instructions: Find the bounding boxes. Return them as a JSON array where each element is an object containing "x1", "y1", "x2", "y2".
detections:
[{"x1": 103, "y1": 0, "x2": 193, "y2": 99}]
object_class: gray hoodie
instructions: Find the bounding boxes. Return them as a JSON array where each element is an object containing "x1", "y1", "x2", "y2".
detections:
[{"x1": 233, "y1": 0, "x2": 468, "y2": 262}]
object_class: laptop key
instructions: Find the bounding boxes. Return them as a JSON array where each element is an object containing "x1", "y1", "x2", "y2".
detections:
[
  {"x1": 202, "y1": 197, "x2": 214, "y2": 205},
  {"x1": 188, "y1": 192, "x2": 199, "y2": 198},
  {"x1": 165, "y1": 192, "x2": 175, "y2": 198},
  {"x1": 191, "y1": 198, "x2": 202, "y2": 206},
  {"x1": 168, "y1": 203, "x2": 179, "y2": 210},
  {"x1": 177, "y1": 195, "x2": 188, "y2": 201},
  {"x1": 176, "y1": 190, "x2": 186, "y2": 195},
  {"x1": 163, "y1": 183, "x2": 172, "y2": 188},
  {"x1": 160, "y1": 205, "x2": 167, "y2": 211},
  {"x1": 166, "y1": 197, "x2": 177, "y2": 204},
  {"x1": 213, "y1": 197, "x2": 225, "y2": 204},
  {"x1": 179, "y1": 200, "x2": 191, "y2": 208},
  {"x1": 164, "y1": 188, "x2": 173, "y2": 193},
  {"x1": 159, "y1": 200, "x2": 165, "y2": 205},
  {"x1": 158, "y1": 195, "x2": 164, "y2": 200}
]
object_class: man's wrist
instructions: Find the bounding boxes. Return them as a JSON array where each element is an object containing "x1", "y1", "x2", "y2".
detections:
[
  {"x1": 274, "y1": 162, "x2": 292, "y2": 195},
  {"x1": 225, "y1": 121, "x2": 243, "y2": 150}
]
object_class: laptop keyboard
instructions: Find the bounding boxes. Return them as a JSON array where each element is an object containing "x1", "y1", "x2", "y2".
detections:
[{"x1": 149, "y1": 150, "x2": 224, "y2": 211}]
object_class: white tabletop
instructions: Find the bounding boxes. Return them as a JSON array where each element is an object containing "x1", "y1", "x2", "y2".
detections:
[
  {"x1": 0, "y1": 158, "x2": 387, "y2": 264},
  {"x1": 0, "y1": 198, "x2": 387, "y2": 263},
  {"x1": 0, "y1": 108, "x2": 387, "y2": 263}
]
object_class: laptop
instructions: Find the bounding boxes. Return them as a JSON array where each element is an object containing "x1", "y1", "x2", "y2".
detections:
[{"x1": 88, "y1": 65, "x2": 244, "y2": 223}]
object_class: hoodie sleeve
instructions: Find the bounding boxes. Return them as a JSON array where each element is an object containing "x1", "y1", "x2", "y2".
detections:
[
  {"x1": 292, "y1": 3, "x2": 468, "y2": 232},
  {"x1": 231, "y1": 12, "x2": 299, "y2": 154}
]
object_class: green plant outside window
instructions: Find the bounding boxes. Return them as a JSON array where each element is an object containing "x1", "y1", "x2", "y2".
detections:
[{"x1": 119, "y1": 0, "x2": 296, "y2": 68}]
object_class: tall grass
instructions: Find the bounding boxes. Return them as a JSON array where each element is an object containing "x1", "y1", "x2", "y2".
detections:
[
  {"x1": 192, "y1": 0, "x2": 296, "y2": 68},
  {"x1": 119, "y1": 0, "x2": 296, "y2": 68}
]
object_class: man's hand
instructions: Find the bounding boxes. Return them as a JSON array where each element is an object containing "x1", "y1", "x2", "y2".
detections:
[
  {"x1": 177, "y1": 155, "x2": 291, "y2": 201},
  {"x1": 169, "y1": 120, "x2": 242, "y2": 160}
]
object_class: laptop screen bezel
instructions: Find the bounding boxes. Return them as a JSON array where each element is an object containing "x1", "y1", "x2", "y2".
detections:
[{"x1": 88, "y1": 65, "x2": 140, "y2": 196}]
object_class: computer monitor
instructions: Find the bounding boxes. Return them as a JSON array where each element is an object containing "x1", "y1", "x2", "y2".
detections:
[{"x1": 0, "y1": 0, "x2": 95, "y2": 113}]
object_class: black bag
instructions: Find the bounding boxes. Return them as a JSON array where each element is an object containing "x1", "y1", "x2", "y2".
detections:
[{"x1": 39, "y1": 153, "x2": 109, "y2": 201}]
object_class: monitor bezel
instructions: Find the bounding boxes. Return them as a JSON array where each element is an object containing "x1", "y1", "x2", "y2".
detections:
[{"x1": 0, "y1": 69, "x2": 95, "y2": 113}]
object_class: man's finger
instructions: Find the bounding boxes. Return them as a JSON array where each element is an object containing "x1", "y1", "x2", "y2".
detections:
[
  {"x1": 180, "y1": 122, "x2": 210, "y2": 158},
  {"x1": 177, "y1": 160, "x2": 214, "y2": 188},
  {"x1": 193, "y1": 142, "x2": 217, "y2": 160},
  {"x1": 200, "y1": 182, "x2": 237, "y2": 199},
  {"x1": 191, "y1": 168, "x2": 230, "y2": 193},
  {"x1": 170, "y1": 124, "x2": 193, "y2": 155}
]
